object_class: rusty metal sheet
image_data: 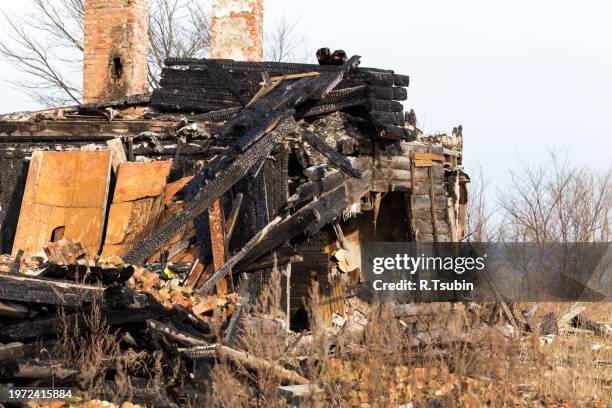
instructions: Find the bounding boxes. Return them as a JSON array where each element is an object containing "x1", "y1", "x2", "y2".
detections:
[
  {"x1": 101, "y1": 160, "x2": 172, "y2": 257},
  {"x1": 12, "y1": 151, "x2": 112, "y2": 256}
]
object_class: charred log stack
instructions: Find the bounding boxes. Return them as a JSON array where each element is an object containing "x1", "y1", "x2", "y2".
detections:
[{"x1": 150, "y1": 58, "x2": 412, "y2": 141}]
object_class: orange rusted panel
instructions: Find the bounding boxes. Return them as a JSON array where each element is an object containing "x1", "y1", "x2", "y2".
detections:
[
  {"x1": 101, "y1": 160, "x2": 172, "y2": 257},
  {"x1": 112, "y1": 161, "x2": 173, "y2": 202},
  {"x1": 163, "y1": 176, "x2": 194, "y2": 206},
  {"x1": 12, "y1": 151, "x2": 112, "y2": 256}
]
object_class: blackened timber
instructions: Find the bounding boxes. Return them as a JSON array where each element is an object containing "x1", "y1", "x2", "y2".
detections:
[
  {"x1": 198, "y1": 184, "x2": 348, "y2": 293},
  {"x1": 301, "y1": 98, "x2": 366, "y2": 118},
  {"x1": 235, "y1": 186, "x2": 349, "y2": 273},
  {"x1": 191, "y1": 107, "x2": 242, "y2": 122},
  {"x1": 287, "y1": 171, "x2": 344, "y2": 208},
  {"x1": 224, "y1": 193, "x2": 244, "y2": 242},
  {"x1": 204, "y1": 59, "x2": 250, "y2": 106},
  {"x1": 164, "y1": 57, "x2": 388, "y2": 76},
  {"x1": 0, "y1": 120, "x2": 177, "y2": 139},
  {"x1": 380, "y1": 126, "x2": 416, "y2": 141},
  {"x1": 370, "y1": 110, "x2": 406, "y2": 127},
  {"x1": 0, "y1": 274, "x2": 105, "y2": 308},
  {"x1": 123, "y1": 117, "x2": 297, "y2": 265},
  {"x1": 146, "y1": 319, "x2": 209, "y2": 346},
  {"x1": 366, "y1": 99, "x2": 404, "y2": 112},
  {"x1": 1, "y1": 308, "x2": 169, "y2": 342},
  {"x1": 196, "y1": 217, "x2": 283, "y2": 294},
  {"x1": 299, "y1": 128, "x2": 362, "y2": 178},
  {"x1": 182, "y1": 57, "x2": 361, "y2": 198},
  {"x1": 393, "y1": 74, "x2": 411, "y2": 87}
]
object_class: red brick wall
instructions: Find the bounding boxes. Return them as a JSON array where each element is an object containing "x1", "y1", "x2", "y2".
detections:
[
  {"x1": 83, "y1": 0, "x2": 148, "y2": 104},
  {"x1": 211, "y1": 0, "x2": 263, "y2": 61}
]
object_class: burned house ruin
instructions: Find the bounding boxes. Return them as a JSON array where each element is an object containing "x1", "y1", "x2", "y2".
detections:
[
  {"x1": 0, "y1": 0, "x2": 469, "y2": 402},
  {"x1": 0, "y1": 51, "x2": 468, "y2": 317}
]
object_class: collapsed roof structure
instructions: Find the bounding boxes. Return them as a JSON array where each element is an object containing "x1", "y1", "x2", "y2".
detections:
[
  {"x1": 0, "y1": 52, "x2": 468, "y2": 319},
  {"x1": 0, "y1": 0, "x2": 470, "y2": 403}
]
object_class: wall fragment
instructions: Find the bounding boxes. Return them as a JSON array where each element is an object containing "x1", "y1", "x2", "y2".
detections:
[
  {"x1": 101, "y1": 160, "x2": 172, "y2": 257},
  {"x1": 12, "y1": 151, "x2": 112, "y2": 256}
]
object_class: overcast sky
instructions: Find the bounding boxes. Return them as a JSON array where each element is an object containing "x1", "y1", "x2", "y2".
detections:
[{"x1": 1, "y1": 0, "x2": 610, "y2": 183}]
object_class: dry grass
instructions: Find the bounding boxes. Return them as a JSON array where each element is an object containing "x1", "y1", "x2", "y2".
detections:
[
  {"x1": 45, "y1": 275, "x2": 610, "y2": 407},
  {"x1": 52, "y1": 293, "x2": 167, "y2": 405},
  {"x1": 208, "y1": 272, "x2": 612, "y2": 407}
]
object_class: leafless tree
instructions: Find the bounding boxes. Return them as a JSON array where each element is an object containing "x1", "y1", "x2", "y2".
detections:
[
  {"x1": 497, "y1": 151, "x2": 611, "y2": 243},
  {"x1": 0, "y1": 0, "x2": 210, "y2": 107},
  {"x1": 264, "y1": 15, "x2": 312, "y2": 63},
  {"x1": 464, "y1": 165, "x2": 499, "y2": 242},
  {"x1": 147, "y1": 0, "x2": 210, "y2": 89}
]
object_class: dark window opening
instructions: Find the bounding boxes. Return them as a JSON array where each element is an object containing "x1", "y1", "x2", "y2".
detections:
[
  {"x1": 112, "y1": 57, "x2": 123, "y2": 79},
  {"x1": 51, "y1": 226, "x2": 65, "y2": 242}
]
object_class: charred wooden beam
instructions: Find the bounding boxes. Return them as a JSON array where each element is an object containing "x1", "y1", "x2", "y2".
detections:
[
  {"x1": 209, "y1": 198, "x2": 231, "y2": 294},
  {"x1": 0, "y1": 274, "x2": 105, "y2": 308},
  {"x1": 224, "y1": 192, "x2": 244, "y2": 242},
  {"x1": 123, "y1": 117, "x2": 297, "y2": 265},
  {"x1": 196, "y1": 217, "x2": 283, "y2": 294},
  {"x1": 0, "y1": 120, "x2": 177, "y2": 139},
  {"x1": 0, "y1": 307, "x2": 168, "y2": 342},
  {"x1": 218, "y1": 56, "x2": 361, "y2": 139},
  {"x1": 299, "y1": 128, "x2": 362, "y2": 178},
  {"x1": 217, "y1": 344, "x2": 310, "y2": 385},
  {"x1": 233, "y1": 185, "x2": 349, "y2": 277},
  {"x1": 146, "y1": 319, "x2": 209, "y2": 346},
  {"x1": 204, "y1": 59, "x2": 250, "y2": 106},
  {"x1": 287, "y1": 169, "x2": 344, "y2": 209}
]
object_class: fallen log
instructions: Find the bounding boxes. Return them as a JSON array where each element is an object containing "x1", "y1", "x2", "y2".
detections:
[
  {"x1": 146, "y1": 319, "x2": 209, "y2": 346},
  {"x1": 1, "y1": 307, "x2": 168, "y2": 342},
  {"x1": 573, "y1": 315, "x2": 612, "y2": 336},
  {"x1": 0, "y1": 362, "x2": 78, "y2": 380},
  {"x1": 217, "y1": 344, "x2": 310, "y2": 385},
  {"x1": 0, "y1": 273, "x2": 105, "y2": 308}
]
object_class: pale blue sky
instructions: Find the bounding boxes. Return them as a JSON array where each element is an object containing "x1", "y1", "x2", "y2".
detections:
[{"x1": 1, "y1": 0, "x2": 611, "y2": 182}]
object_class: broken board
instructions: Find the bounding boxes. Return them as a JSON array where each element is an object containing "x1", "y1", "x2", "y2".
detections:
[
  {"x1": 12, "y1": 151, "x2": 112, "y2": 256},
  {"x1": 101, "y1": 161, "x2": 172, "y2": 257}
]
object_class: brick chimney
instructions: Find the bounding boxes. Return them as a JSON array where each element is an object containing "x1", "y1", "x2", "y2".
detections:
[
  {"x1": 83, "y1": 0, "x2": 149, "y2": 104},
  {"x1": 210, "y1": 0, "x2": 263, "y2": 61}
]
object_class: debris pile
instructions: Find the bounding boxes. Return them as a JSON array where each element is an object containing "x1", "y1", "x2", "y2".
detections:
[
  {"x1": 1, "y1": 55, "x2": 607, "y2": 405},
  {"x1": 0, "y1": 54, "x2": 467, "y2": 404}
]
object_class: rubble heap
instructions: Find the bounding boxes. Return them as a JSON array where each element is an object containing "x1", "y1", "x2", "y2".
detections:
[{"x1": 0, "y1": 55, "x2": 475, "y2": 404}]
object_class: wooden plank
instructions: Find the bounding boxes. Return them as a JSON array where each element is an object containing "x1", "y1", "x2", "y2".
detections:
[
  {"x1": 428, "y1": 164, "x2": 439, "y2": 243},
  {"x1": 163, "y1": 176, "x2": 194, "y2": 206},
  {"x1": 12, "y1": 151, "x2": 112, "y2": 256},
  {"x1": 106, "y1": 138, "x2": 127, "y2": 174},
  {"x1": 225, "y1": 193, "x2": 244, "y2": 241},
  {"x1": 414, "y1": 152, "x2": 444, "y2": 162},
  {"x1": 0, "y1": 273, "x2": 104, "y2": 308},
  {"x1": 101, "y1": 161, "x2": 172, "y2": 257},
  {"x1": 0, "y1": 120, "x2": 178, "y2": 139},
  {"x1": 270, "y1": 71, "x2": 320, "y2": 81},
  {"x1": 208, "y1": 198, "x2": 231, "y2": 294}
]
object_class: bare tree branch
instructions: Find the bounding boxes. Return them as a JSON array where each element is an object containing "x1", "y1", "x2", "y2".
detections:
[
  {"x1": 264, "y1": 15, "x2": 312, "y2": 63},
  {"x1": 496, "y1": 151, "x2": 611, "y2": 243},
  {"x1": 0, "y1": 0, "x2": 211, "y2": 108}
]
